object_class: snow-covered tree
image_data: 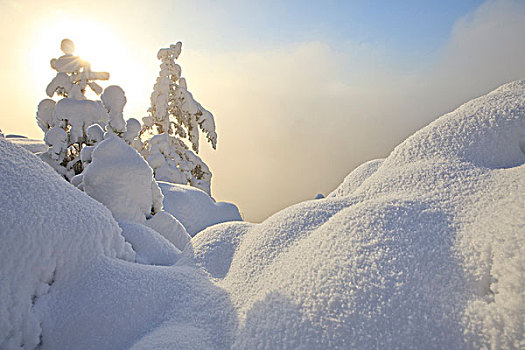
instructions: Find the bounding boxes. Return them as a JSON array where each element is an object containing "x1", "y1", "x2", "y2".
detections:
[
  {"x1": 46, "y1": 38, "x2": 110, "y2": 100},
  {"x1": 137, "y1": 42, "x2": 217, "y2": 195},
  {"x1": 36, "y1": 39, "x2": 140, "y2": 180}
]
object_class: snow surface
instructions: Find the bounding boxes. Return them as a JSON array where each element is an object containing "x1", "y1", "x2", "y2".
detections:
[
  {"x1": 0, "y1": 137, "x2": 134, "y2": 349},
  {"x1": 328, "y1": 158, "x2": 384, "y2": 198},
  {"x1": 144, "y1": 211, "x2": 190, "y2": 251},
  {"x1": 82, "y1": 134, "x2": 163, "y2": 223},
  {"x1": 159, "y1": 181, "x2": 242, "y2": 236},
  {"x1": 118, "y1": 221, "x2": 180, "y2": 266},
  {"x1": 6, "y1": 137, "x2": 47, "y2": 154},
  {"x1": 1, "y1": 81, "x2": 524, "y2": 349},
  {"x1": 181, "y1": 81, "x2": 525, "y2": 349}
]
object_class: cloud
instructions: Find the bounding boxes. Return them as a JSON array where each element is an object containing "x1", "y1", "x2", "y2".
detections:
[{"x1": 186, "y1": 0, "x2": 525, "y2": 222}]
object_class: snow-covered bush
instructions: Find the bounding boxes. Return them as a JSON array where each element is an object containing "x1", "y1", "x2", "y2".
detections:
[{"x1": 137, "y1": 42, "x2": 217, "y2": 194}]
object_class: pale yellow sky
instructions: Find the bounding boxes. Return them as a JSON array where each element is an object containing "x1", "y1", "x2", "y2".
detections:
[{"x1": 1, "y1": 0, "x2": 524, "y2": 221}]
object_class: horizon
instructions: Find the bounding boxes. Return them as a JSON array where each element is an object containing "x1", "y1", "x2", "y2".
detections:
[{"x1": 1, "y1": 0, "x2": 524, "y2": 221}]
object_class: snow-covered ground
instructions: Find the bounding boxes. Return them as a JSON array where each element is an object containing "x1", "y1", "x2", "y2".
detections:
[{"x1": 1, "y1": 81, "x2": 524, "y2": 349}]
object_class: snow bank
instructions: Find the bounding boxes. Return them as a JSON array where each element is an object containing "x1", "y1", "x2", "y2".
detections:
[
  {"x1": 37, "y1": 259, "x2": 236, "y2": 350},
  {"x1": 0, "y1": 138, "x2": 134, "y2": 350},
  {"x1": 180, "y1": 81, "x2": 525, "y2": 348},
  {"x1": 159, "y1": 181, "x2": 242, "y2": 236}
]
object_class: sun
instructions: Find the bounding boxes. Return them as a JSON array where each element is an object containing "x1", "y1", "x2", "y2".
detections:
[{"x1": 28, "y1": 15, "x2": 153, "y2": 119}]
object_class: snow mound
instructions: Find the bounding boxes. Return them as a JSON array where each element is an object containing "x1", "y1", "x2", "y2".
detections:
[
  {"x1": 119, "y1": 221, "x2": 180, "y2": 266},
  {"x1": 328, "y1": 158, "x2": 384, "y2": 198},
  {"x1": 386, "y1": 80, "x2": 525, "y2": 169},
  {"x1": 83, "y1": 135, "x2": 163, "y2": 223},
  {"x1": 144, "y1": 211, "x2": 190, "y2": 251},
  {"x1": 159, "y1": 181, "x2": 242, "y2": 236},
  {"x1": 37, "y1": 259, "x2": 236, "y2": 350},
  {"x1": 0, "y1": 138, "x2": 134, "y2": 350},
  {"x1": 179, "y1": 81, "x2": 525, "y2": 348}
]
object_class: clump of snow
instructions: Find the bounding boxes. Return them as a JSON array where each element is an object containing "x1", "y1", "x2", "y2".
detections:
[
  {"x1": 52, "y1": 98, "x2": 108, "y2": 144},
  {"x1": 119, "y1": 222, "x2": 180, "y2": 266},
  {"x1": 159, "y1": 181, "x2": 242, "y2": 236},
  {"x1": 101, "y1": 85, "x2": 127, "y2": 133},
  {"x1": 0, "y1": 138, "x2": 133, "y2": 350},
  {"x1": 82, "y1": 134, "x2": 163, "y2": 223},
  {"x1": 80, "y1": 133, "x2": 190, "y2": 254},
  {"x1": 47, "y1": 39, "x2": 109, "y2": 99},
  {"x1": 122, "y1": 118, "x2": 141, "y2": 144},
  {"x1": 36, "y1": 99, "x2": 56, "y2": 131},
  {"x1": 144, "y1": 211, "x2": 190, "y2": 251}
]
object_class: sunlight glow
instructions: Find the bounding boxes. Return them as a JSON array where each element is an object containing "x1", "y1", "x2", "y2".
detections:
[{"x1": 28, "y1": 13, "x2": 152, "y2": 119}]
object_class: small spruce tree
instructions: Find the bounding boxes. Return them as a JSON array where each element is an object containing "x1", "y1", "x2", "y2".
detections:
[
  {"x1": 36, "y1": 39, "x2": 140, "y2": 180},
  {"x1": 137, "y1": 42, "x2": 217, "y2": 195}
]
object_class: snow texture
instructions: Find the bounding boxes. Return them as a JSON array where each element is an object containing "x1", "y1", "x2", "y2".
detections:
[
  {"x1": 1, "y1": 80, "x2": 524, "y2": 349},
  {"x1": 118, "y1": 221, "x2": 180, "y2": 266},
  {"x1": 159, "y1": 181, "x2": 242, "y2": 236},
  {"x1": 6, "y1": 137, "x2": 47, "y2": 154},
  {"x1": 145, "y1": 211, "x2": 190, "y2": 251},
  {"x1": 328, "y1": 158, "x2": 384, "y2": 198},
  {"x1": 0, "y1": 138, "x2": 134, "y2": 350},
  {"x1": 82, "y1": 134, "x2": 163, "y2": 223},
  {"x1": 181, "y1": 80, "x2": 525, "y2": 349}
]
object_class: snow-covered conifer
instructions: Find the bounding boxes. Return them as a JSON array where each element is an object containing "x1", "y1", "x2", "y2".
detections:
[
  {"x1": 36, "y1": 39, "x2": 138, "y2": 180},
  {"x1": 46, "y1": 38, "x2": 109, "y2": 100},
  {"x1": 137, "y1": 42, "x2": 217, "y2": 194}
]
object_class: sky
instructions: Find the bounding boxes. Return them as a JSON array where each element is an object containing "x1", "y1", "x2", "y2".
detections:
[{"x1": 0, "y1": 0, "x2": 524, "y2": 222}]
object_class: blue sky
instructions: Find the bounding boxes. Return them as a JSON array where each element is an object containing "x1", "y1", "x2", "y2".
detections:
[{"x1": 154, "y1": 1, "x2": 484, "y2": 54}]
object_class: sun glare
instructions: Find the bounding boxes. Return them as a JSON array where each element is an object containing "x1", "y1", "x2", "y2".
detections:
[{"x1": 28, "y1": 14, "x2": 152, "y2": 120}]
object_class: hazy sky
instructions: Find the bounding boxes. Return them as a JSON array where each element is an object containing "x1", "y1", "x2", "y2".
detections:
[{"x1": 1, "y1": 0, "x2": 524, "y2": 222}]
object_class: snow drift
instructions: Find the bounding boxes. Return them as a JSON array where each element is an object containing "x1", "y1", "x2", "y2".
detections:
[
  {"x1": 0, "y1": 138, "x2": 134, "y2": 349},
  {"x1": 159, "y1": 181, "x2": 242, "y2": 236},
  {"x1": 0, "y1": 80, "x2": 523, "y2": 349},
  {"x1": 181, "y1": 80, "x2": 525, "y2": 349}
]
